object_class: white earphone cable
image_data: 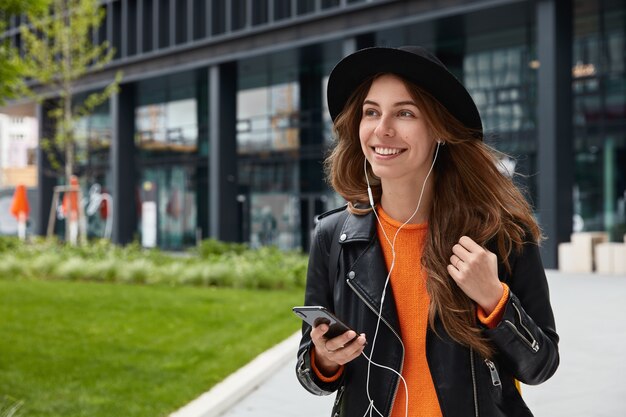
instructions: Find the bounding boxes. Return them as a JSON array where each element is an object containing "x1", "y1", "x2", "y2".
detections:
[{"x1": 361, "y1": 141, "x2": 441, "y2": 417}]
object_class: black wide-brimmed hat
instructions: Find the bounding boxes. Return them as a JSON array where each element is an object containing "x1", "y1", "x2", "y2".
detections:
[{"x1": 327, "y1": 46, "x2": 483, "y2": 136}]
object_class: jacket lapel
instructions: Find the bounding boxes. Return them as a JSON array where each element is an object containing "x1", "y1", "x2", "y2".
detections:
[{"x1": 339, "y1": 211, "x2": 401, "y2": 334}]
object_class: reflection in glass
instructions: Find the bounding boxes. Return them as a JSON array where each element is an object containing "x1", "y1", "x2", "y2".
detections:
[
  {"x1": 135, "y1": 98, "x2": 198, "y2": 152},
  {"x1": 464, "y1": 47, "x2": 531, "y2": 133},
  {"x1": 139, "y1": 166, "x2": 198, "y2": 249},
  {"x1": 237, "y1": 82, "x2": 300, "y2": 153},
  {"x1": 249, "y1": 193, "x2": 300, "y2": 249},
  {"x1": 572, "y1": 4, "x2": 626, "y2": 240},
  {"x1": 74, "y1": 100, "x2": 111, "y2": 169}
]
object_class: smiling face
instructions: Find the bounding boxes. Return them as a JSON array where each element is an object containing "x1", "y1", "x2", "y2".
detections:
[{"x1": 359, "y1": 74, "x2": 438, "y2": 188}]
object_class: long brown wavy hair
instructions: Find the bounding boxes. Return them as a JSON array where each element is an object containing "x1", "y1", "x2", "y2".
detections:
[{"x1": 325, "y1": 74, "x2": 541, "y2": 358}]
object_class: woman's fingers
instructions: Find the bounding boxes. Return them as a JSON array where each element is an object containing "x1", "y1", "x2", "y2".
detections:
[
  {"x1": 323, "y1": 333, "x2": 367, "y2": 365},
  {"x1": 448, "y1": 236, "x2": 503, "y2": 313},
  {"x1": 311, "y1": 325, "x2": 367, "y2": 366}
]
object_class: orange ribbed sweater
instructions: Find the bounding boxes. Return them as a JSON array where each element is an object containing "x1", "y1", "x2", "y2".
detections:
[{"x1": 376, "y1": 208, "x2": 441, "y2": 417}]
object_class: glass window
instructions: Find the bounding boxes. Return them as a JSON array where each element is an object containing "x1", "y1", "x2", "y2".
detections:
[
  {"x1": 142, "y1": 0, "x2": 153, "y2": 52},
  {"x1": 463, "y1": 46, "x2": 533, "y2": 134},
  {"x1": 252, "y1": 0, "x2": 269, "y2": 25},
  {"x1": 321, "y1": 0, "x2": 340, "y2": 9},
  {"x1": 111, "y1": 1, "x2": 121, "y2": 58},
  {"x1": 135, "y1": 99, "x2": 198, "y2": 147},
  {"x1": 73, "y1": 97, "x2": 112, "y2": 172},
  {"x1": 192, "y1": 0, "x2": 206, "y2": 40},
  {"x1": 126, "y1": 0, "x2": 137, "y2": 56},
  {"x1": 134, "y1": 70, "x2": 206, "y2": 250},
  {"x1": 175, "y1": 0, "x2": 188, "y2": 44},
  {"x1": 97, "y1": 5, "x2": 107, "y2": 49},
  {"x1": 232, "y1": 0, "x2": 247, "y2": 30},
  {"x1": 607, "y1": 32, "x2": 624, "y2": 74},
  {"x1": 237, "y1": 86, "x2": 270, "y2": 153},
  {"x1": 274, "y1": 0, "x2": 292, "y2": 21},
  {"x1": 606, "y1": 76, "x2": 626, "y2": 120},
  {"x1": 158, "y1": 0, "x2": 169, "y2": 48},
  {"x1": 139, "y1": 166, "x2": 198, "y2": 249},
  {"x1": 298, "y1": 0, "x2": 316, "y2": 15},
  {"x1": 135, "y1": 72, "x2": 199, "y2": 154},
  {"x1": 212, "y1": 0, "x2": 227, "y2": 35},
  {"x1": 572, "y1": 2, "x2": 626, "y2": 240},
  {"x1": 237, "y1": 76, "x2": 300, "y2": 153},
  {"x1": 68, "y1": 95, "x2": 113, "y2": 240},
  {"x1": 238, "y1": 161, "x2": 300, "y2": 249},
  {"x1": 237, "y1": 51, "x2": 302, "y2": 249}
]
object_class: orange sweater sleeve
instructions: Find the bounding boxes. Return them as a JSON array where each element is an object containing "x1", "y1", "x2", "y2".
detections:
[
  {"x1": 310, "y1": 348, "x2": 344, "y2": 382},
  {"x1": 477, "y1": 282, "x2": 510, "y2": 329}
]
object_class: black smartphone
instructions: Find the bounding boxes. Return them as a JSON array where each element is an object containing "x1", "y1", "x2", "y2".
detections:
[{"x1": 293, "y1": 306, "x2": 355, "y2": 339}]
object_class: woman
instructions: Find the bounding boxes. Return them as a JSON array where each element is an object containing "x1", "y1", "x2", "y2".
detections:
[{"x1": 295, "y1": 46, "x2": 559, "y2": 417}]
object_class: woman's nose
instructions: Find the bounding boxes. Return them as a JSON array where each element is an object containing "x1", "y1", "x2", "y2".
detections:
[{"x1": 374, "y1": 116, "x2": 394, "y2": 138}]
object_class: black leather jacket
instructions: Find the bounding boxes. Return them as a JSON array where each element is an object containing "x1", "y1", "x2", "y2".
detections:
[{"x1": 296, "y1": 206, "x2": 559, "y2": 417}]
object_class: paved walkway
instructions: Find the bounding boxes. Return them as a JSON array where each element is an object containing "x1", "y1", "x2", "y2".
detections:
[{"x1": 177, "y1": 271, "x2": 626, "y2": 417}]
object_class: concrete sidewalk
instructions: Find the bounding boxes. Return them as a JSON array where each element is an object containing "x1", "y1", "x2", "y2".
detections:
[{"x1": 172, "y1": 271, "x2": 626, "y2": 417}]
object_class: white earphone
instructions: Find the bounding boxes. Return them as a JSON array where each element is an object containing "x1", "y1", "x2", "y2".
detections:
[{"x1": 361, "y1": 141, "x2": 442, "y2": 417}]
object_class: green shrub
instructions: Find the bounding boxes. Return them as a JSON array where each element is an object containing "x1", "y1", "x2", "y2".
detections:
[
  {"x1": 30, "y1": 252, "x2": 62, "y2": 278},
  {"x1": 53, "y1": 257, "x2": 90, "y2": 281},
  {"x1": 0, "y1": 254, "x2": 26, "y2": 280},
  {"x1": 116, "y1": 259, "x2": 154, "y2": 284},
  {"x1": 0, "y1": 236, "x2": 22, "y2": 254},
  {"x1": 0, "y1": 238, "x2": 308, "y2": 290},
  {"x1": 195, "y1": 238, "x2": 248, "y2": 257},
  {"x1": 176, "y1": 263, "x2": 206, "y2": 286},
  {"x1": 81, "y1": 258, "x2": 120, "y2": 282}
]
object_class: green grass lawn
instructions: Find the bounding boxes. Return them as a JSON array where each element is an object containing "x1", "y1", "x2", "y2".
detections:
[{"x1": 0, "y1": 279, "x2": 304, "y2": 417}]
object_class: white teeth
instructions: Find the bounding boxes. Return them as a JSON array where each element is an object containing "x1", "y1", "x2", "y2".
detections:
[{"x1": 374, "y1": 147, "x2": 403, "y2": 155}]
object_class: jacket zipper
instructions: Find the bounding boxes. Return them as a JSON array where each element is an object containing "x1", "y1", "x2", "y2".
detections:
[
  {"x1": 470, "y1": 348, "x2": 479, "y2": 417},
  {"x1": 346, "y1": 278, "x2": 405, "y2": 417},
  {"x1": 504, "y1": 303, "x2": 540, "y2": 352},
  {"x1": 484, "y1": 359, "x2": 501, "y2": 387},
  {"x1": 332, "y1": 386, "x2": 344, "y2": 417}
]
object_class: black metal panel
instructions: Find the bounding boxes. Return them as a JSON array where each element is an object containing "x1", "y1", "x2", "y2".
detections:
[
  {"x1": 112, "y1": 0, "x2": 122, "y2": 59},
  {"x1": 158, "y1": 0, "x2": 168, "y2": 49},
  {"x1": 537, "y1": 0, "x2": 574, "y2": 268},
  {"x1": 111, "y1": 85, "x2": 138, "y2": 245},
  {"x1": 209, "y1": 63, "x2": 239, "y2": 241}
]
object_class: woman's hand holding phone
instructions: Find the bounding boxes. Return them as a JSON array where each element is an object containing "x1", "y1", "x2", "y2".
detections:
[{"x1": 310, "y1": 324, "x2": 367, "y2": 377}]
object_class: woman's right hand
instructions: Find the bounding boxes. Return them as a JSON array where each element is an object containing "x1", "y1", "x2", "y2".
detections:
[{"x1": 310, "y1": 324, "x2": 367, "y2": 376}]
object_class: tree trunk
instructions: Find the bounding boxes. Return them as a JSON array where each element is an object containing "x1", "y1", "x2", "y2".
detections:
[{"x1": 62, "y1": 0, "x2": 76, "y2": 243}]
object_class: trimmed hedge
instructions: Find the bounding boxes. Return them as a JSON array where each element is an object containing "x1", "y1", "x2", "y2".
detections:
[{"x1": 0, "y1": 236, "x2": 308, "y2": 290}]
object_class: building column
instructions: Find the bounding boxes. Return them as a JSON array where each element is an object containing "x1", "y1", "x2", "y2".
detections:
[
  {"x1": 209, "y1": 62, "x2": 239, "y2": 241},
  {"x1": 111, "y1": 84, "x2": 137, "y2": 244},
  {"x1": 35, "y1": 100, "x2": 56, "y2": 236},
  {"x1": 536, "y1": 0, "x2": 573, "y2": 268},
  {"x1": 196, "y1": 69, "x2": 210, "y2": 240},
  {"x1": 298, "y1": 45, "x2": 324, "y2": 251}
]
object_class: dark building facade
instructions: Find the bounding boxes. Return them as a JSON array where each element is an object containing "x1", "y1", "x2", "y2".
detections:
[{"x1": 3, "y1": 0, "x2": 625, "y2": 268}]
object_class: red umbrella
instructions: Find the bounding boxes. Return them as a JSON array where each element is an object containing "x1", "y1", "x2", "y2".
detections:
[
  {"x1": 62, "y1": 175, "x2": 80, "y2": 221},
  {"x1": 10, "y1": 184, "x2": 29, "y2": 240},
  {"x1": 10, "y1": 184, "x2": 30, "y2": 220}
]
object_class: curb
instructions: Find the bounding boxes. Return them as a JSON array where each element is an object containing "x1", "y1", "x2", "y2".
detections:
[{"x1": 169, "y1": 331, "x2": 301, "y2": 417}]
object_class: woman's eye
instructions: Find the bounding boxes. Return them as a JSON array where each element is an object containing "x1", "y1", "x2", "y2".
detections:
[
  {"x1": 399, "y1": 110, "x2": 414, "y2": 117},
  {"x1": 363, "y1": 108, "x2": 379, "y2": 117}
]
